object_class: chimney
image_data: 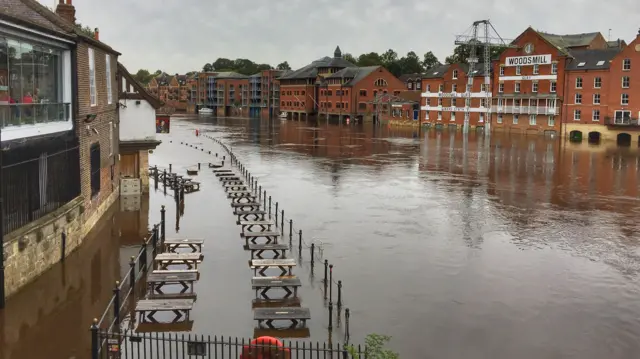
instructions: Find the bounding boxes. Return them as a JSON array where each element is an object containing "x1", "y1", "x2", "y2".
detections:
[
  {"x1": 55, "y1": 0, "x2": 76, "y2": 25},
  {"x1": 94, "y1": 28, "x2": 99, "y2": 41}
]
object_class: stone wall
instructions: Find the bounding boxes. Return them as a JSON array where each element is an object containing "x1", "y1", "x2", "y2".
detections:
[
  {"x1": 2, "y1": 189, "x2": 119, "y2": 298},
  {"x1": 139, "y1": 150, "x2": 150, "y2": 193}
]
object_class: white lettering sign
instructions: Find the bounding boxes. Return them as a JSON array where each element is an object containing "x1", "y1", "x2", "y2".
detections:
[
  {"x1": 498, "y1": 75, "x2": 557, "y2": 81},
  {"x1": 422, "y1": 91, "x2": 492, "y2": 98},
  {"x1": 504, "y1": 54, "x2": 552, "y2": 67},
  {"x1": 421, "y1": 106, "x2": 490, "y2": 113}
]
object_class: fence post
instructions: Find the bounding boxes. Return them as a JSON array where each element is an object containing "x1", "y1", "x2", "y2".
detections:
[
  {"x1": 337, "y1": 280, "x2": 342, "y2": 309},
  {"x1": 323, "y1": 260, "x2": 328, "y2": 299},
  {"x1": 289, "y1": 220, "x2": 293, "y2": 245},
  {"x1": 152, "y1": 224, "x2": 159, "y2": 255},
  {"x1": 263, "y1": 190, "x2": 267, "y2": 208},
  {"x1": 160, "y1": 205, "x2": 166, "y2": 241},
  {"x1": 169, "y1": 164, "x2": 172, "y2": 172},
  {"x1": 328, "y1": 301, "x2": 333, "y2": 331},
  {"x1": 310, "y1": 243, "x2": 315, "y2": 266},
  {"x1": 91, "y1": 319, "x2": 99, "y2": 359},
  {"x1": 113, "y1": 282, "x2": 121, "y2": 327},
  {"x1": 258, "y1": 186, "x2": 262, "y2": 200},
  {"x1": 129, "y1": 256, "x2": 136, "y2": 298},
  {"x1": 275, "y1": 202, "x2": 278, "y2": 226},
  {"x1": 329, "y1": 264, "x2": 333, "y2": 302},
  {"x1": 268, "y1": 196, "x2": 272, "y2": 218},
  {"x1": 298, "y1": 230, "x2": 302, "y2": 257},
  {"x1": 163, "y1": 169, "x2": 167, "y2": 186},
  {"x1": 345, "y1": 308, "x2": 350, "y2": 345}
]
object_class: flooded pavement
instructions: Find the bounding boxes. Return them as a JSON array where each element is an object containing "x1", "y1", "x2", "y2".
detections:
[{"x1": 165, "y1": 116, "x2": 640, "y2": 359}]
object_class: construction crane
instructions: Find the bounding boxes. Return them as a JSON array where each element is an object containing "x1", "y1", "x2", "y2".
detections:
[{"x1": 454, "y1": 20, "x2": 515, "y2": 134}]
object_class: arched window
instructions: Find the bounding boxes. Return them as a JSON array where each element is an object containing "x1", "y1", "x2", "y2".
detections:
[{"x1": 374, "y1": 78, "x2": 388, "y2": 87}]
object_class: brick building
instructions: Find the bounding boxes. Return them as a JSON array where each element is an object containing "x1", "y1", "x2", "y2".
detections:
[
  {"x1": 421, "y1": 63, "x2": 491, "y2": 130},
  {"x1": 399, "y1": 73, "x2": 423, "y2": 92},
  {"x1": 194, "y1": 71, "x2": 249, "y2": 116}
]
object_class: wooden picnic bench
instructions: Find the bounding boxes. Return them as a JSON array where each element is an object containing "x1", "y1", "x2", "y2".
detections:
[
  {"x1": 241, "y1": 231, "x2": 280, "y2": 244},
  {"x1": 252, "y1": 276, "x2": 301, "y2": 299},
  {"x1": 223, "y1": 184, "x2": 248, "y2": 191},
  {"x1": 229, "y1": 195, "x2": 258, "y2": 204},
  {"x1": 252, "y1": 297, "x2": 301, "y2": 309},
  {"x1": 247, "y1": 243, "x2": 288, "y2": 259},
  {"x1": 212, "y1": 168, "x2": 233, "y2": 173},
  {"x1": 135, "y1": 299, "x2": 195, "y2": 323},
  {"x1": 253, "y1": 327, "x2": 310, "y2": 339},
  {"x1": 155, "y1": 253, "x2": 202, "y2": 270},
  {"x1": 214, "y1": 172, "x2": 237, "y2": 177},
  {"x1": 184, "y1": 181, "x2": 200, "y2": 193},
  {"x1": 230, "y1": 202, "x2": 262, "y2": 211},
  {"x1": 254, "y1": 307, "x2": 310, "y2": 329},
  {"x1": 250, "y1": 258, "x2": 296, "y2": 276},
  {"x1": 163, "y1": 238, "x2": 204, "y2": 253},
  {"x1": 237, "y1": 220, "x2": 275, "y2": 231},
  {"x1": 235, "y1": 210, "x2": 267, "y2": 221},
  {"x1": 136, "y1": 320, "x2": 194, "y2": 333},
  {"x1": 147, "y1": 271, "x2": 199, "y2": 294}
]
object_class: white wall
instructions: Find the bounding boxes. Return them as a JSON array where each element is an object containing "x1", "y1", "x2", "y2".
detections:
[{"x1": 119, "y1": 98, "x2": 156, "y2": 141}]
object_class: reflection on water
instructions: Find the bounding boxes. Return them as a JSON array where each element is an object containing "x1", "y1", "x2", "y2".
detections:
[
  {"x1": 179, "y1": 117, "x2": 640, "y2": 359},
  {"x1": 1, "y1": 195, "x2": 150, "y2": 359}
]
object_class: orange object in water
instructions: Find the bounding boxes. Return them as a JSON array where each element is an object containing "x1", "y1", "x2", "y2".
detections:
[
  {"x1": 240, "y1": 337, "x2": 290, "y2": 359},
  {"x1": 195, "y1": 129, "x2": 199, "y2": 136}
]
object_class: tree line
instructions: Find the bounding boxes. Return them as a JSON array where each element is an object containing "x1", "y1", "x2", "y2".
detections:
[{"x1": 133, "y1": 44, "x2": 507, "y2": 86}]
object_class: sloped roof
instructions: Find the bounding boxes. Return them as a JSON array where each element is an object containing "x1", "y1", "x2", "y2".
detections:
[
  {"x1": 458, "y1": 63, "x2": 490, "y2": 77},
  {"x1": 214, "y1": 71, "x2": 248, "y2": 79},
  {"x1": 326, "y1": 66, "x2": 379, "y2": 86},
  {"x1": 607, "y1": 39, "x2": 627, "y2": 48},
  {"x1": 565, "y1": 48, "x2": 621, "y2": 71},
  {"x1": 118, "y1": 62, "x2": 163, "y2": 109},
  {"x1": 422, "y1": 64, "x2": 451, "y2": 79},
  {"x1": 399, "y1": 73, "x2": 423, "y2": 82},
  {"x1": 280, "y1": 55, "x2": 357, "y2": 80},
  {"x1": 538, "y1": 31, "x2": 601, "y2": 49}
]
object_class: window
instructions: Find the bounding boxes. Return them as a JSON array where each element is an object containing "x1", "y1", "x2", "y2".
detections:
[
  {"x1": 105, "y1": 55, "x2": 112, "y2": 104},
  {"x1": 452, "y1": 69, "x2": 458, "y2": 79},
  {"x1": 374, "y1": 78, "x2": 388, "y2": 86},
  {"x1": 547, "y1": 116, "x2": 555, "y2": 127},
  {"x1": 515, "y1": 82, "x2": 521, "y2": 93},
  {"x1": 622, "y1": 76, "x2": 630, "y2": 88},
  {"x1": 593, "y1": 93, "x2": 600, "y2": 104},
  {"x1": 577, "y1": 62, "x2": 585, "y2": 67},
  {"x1": 575, "y1": 77, "x2": 582, "y2": 88},
  {"x1": 109, "y1": 122, "x2": 113, "y2": 156},
  {"x1": 438, "y1": 98, "x2": 442, "y2": 106},
  {"x1": 592, "y1": 109, "x2": 600, "y2": 121},
  {"x1": 516, "y1": 66, "x2": 521, "y2": 75},
  {"x1": 596, "y1": 60, "x2": 605, "y2": 66},
  {"x1": 90, "y1": 143, "x2": 101, "y2": 197},
  {"x1": 89, "y1": 48, "x2": 96, "y2": 106},
  {"x1": 594, "y1": 77, "x2": 601, "y2": 88},
  {"x1": 408, "y1": 82, "x2": 413, "y2": 89},
  {"x1": 452, "y1": 84, "x2": 457, "y2": 92},
  {"x1": 550, "y1": 81, "x2": 557, "y2": 93},
  {"x1": 481, "y1": 98, "x2": 487, "y2": 107},
  {"x1": 533, "y1": 64, "x2": 539, "y2": 75},
  {"x1": 551, "y1": 63, "x2": 558, "y2": 74},
  {"x1": 1, "y1": 37, "x2": 69, "y2": 129},
  {"x1": 437, "y1": 111, "x2": 442, "y2": 121},
  {"x1": 499, "y1": 83, "x2": 504, "y2": 93},
  {"x1": 621, "y1": 93, "x2": 629, "y2": 105},
  {"x1": 513, "y1": 114, "x2": 519, "y2": 124},
  {"x1": 479, "y1": 113, "x2": 484, "y2": 123},
  {"x1": 574, "y1": 93, "x2": 582, "y2": 104},
  {"x1": 426, "y1": 84, "x2": 431, "y2": 92},
  {"x1": 497, "y1": 114, "x2": 503, "y2": 123},
  {"x1": 450, "y1": 112, "x2": 456, "y2": 122},
  {"x1": 439, "y1": 84, "x2": 444, "y2": 92},
  {"x1": 614, "y1": 110, "x2": 631, "y2": 124},
  {"x1": 358, "y1": 102, "x2": 366, "y2": 110},
  {"x1": 532, "y1": 81, "x2": 538, "y2": 92},
  {"x1": 499, "y1": 66, "x2": 504, "y2": 76},
  {"x1": 529, "y1": 114, "x2": 536, "y2": 125},
  {"x1": 416, "y1": 82, "x2": 421, "y2": 89},
  {"x1": 623, "y1": 59, "x2": 631, "y2": 71},
  {"x1": 573, "y1": 109, "x2": 581, "y2": 121}
]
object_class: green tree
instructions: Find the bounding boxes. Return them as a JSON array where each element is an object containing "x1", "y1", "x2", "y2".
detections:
[
  {"x1": 357, "y1": 52, "x2": 383, "y2": 67},
  {"x1": 398, "y1": 51, "x2": 423, "y2": 75},
  {"x1": 343, "y1": 53, "x2": 357, "y2": 64},
  {"x1": 75, "y1": 22, "x2": 94, "y2": 37},
  {"x1": 446, "y1": 42, "x2": 507, "y2": 64},
  {"x1": 380, "y1": 49, "x2": 398, "y2": 66},
  {"x1": 348, "y1": 334, "x2": 399, "y2": 359},
  {"x1": 133, "y1": 69, "x2": 153, "y2": 85},
  {"x1": 276, "y1": 61, "x2": 291, "y2": 70},
  {"x1": 422, "y1": 51, "x2": 440, "y2": 70},
  {"x1": 202, "y1": 63, "x2": 214, "y2": 72}
]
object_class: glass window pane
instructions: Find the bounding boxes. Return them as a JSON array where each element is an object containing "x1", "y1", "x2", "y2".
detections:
[
  {"x1": 8, "y1": 39, "x2": 22, "y2": 125},
  {"x1": 0, "y1": 37, "x2": 7, "y2": 128}
]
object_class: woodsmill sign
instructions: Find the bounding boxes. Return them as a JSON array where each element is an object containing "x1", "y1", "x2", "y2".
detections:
[{"x1": 504, "y1": 54, "x2": 552, "y2": 66}]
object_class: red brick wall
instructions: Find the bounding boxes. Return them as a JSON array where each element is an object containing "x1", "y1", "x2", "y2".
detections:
[
  {"x1": 607, "y1": 35, "x2": 640, "y2": 123},
  {"x1": 280, "y1": 85, "x2": 315, "y2": 113},
  {"x1": 75, "y1": 41, "x2": 119, "y2": 218},
  {"x1": 564, "y1": 69, "x2": 610, "y2": 125}
]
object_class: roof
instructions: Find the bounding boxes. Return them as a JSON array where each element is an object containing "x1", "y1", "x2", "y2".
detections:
[
  {"x1": 607, "y1": 39, "x2": 627, "y2": 48},
  {"x1": 326, "y1": 66, "x2": 379, "y2": 86},
  {"x1": 458, "y1": 63, "x2": 490, "y2": 77},
  {"x1": 118, "y1": 62, "x2": 163, "y2": 109},
  {"x1": 565, "y1": 48, "x2": 621, "y2": 71},
  {"x1": 538, "y1": 31, "x2": 601, "y2": 49},
  {"x1": 399, "y1": 73, "x2": 423, "y2": 82},
  {"x1": 280, "y1": 54, "x2": 357, "y2": 80},
  {"x1": 422, "y1": 64, "x2": 451, "y2": 79},
  {"x1": 213, "y1": 71, "x2": 248, "y2": 79}
]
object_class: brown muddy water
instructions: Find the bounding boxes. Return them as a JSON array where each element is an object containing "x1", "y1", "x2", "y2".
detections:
[{"x1": 3, "y1": 115, "x2": 640, "y2": 359}]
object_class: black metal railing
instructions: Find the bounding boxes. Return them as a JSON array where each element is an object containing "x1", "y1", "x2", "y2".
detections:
[
  {"x1": 2, "y1": 139, "x2": 81, "y2": 235},
  {"x1": 92, "y1": 330, "x2": 364, "y2": 359},
  {"x1": 0, "y1": 102, "x2": 71, "y2": 128}
]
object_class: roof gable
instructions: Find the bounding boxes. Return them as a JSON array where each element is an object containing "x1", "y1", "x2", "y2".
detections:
[
  {"x1": 565, "y1": 49, "x2": 621, "y2": 71},
  {"x1": 118, "y1": 62, "x2": 163, "y2": 109},
  {"x1": 0, "y1": 0, "x2": 74, "y2": 36}
]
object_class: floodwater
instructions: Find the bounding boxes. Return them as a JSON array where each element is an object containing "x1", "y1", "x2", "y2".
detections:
[{"x1": 3, "y1": 115, "x2": 640, "y2": 359}]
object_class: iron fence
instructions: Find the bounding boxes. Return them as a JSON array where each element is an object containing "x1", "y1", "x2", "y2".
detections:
[
  {"x1": 1, "y1": 136, "x2": 81, "y2": 235},
  {"x1": 93, "y1": 330, "x2": 364, "y2": 359}
]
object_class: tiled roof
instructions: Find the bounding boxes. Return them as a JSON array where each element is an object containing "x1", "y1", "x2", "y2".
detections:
[
  {"x1": 326, "y1": 66, "x2": 379, "y2": 86},
  {"x1": 538, "y1": 31, "x2": 601, "y2": 49},
  {"x1": 458, "y1": 63, "x2": 490, "y2": 77},
  {"x1": 422, "y1": 64, "x2": 450, "y2": 79},
  {"x1": 214, "y1": 71, "x2": 248, "y2": 79},
  {"x1": 399, "y1": 73, "x2": 423, "y2": 82},
  {"x1": 280, "y1": 55, "x2": 356, "y2": 80},
  {"x1": 565, "y1": 48, "x2": 621, "y2": 71},
  {"x1": 118, "y1": 62, "x2": 163, "y2": 109},
  {"x1": 607, "y1": 39, "x2": 626, "y2": 48},
  {"x1": 0, "y1": 0, "x2": 75, "y2": 35}
]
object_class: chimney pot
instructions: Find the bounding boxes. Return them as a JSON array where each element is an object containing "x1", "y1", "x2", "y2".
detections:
[
  {"x1": 94, "y1": 28, "x2": 99, "y2": 41},
  {"x1": 67, "y1": 0, "x2": 72, "y2": 4}
]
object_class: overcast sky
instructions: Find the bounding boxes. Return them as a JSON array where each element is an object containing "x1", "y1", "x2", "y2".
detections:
[{"x1": 40, "y1": 0, "x2": 639, "y2": 74}]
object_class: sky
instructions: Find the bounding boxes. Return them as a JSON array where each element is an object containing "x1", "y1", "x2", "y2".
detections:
[{"x1": 39, "y1": 0, "x2": 640, "y2": 75}]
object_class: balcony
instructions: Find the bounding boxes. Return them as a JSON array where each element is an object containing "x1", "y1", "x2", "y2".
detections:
[
  {"x1": 605, "y1": 117, "x2": 639, "y2": 126},
  {"x1": 492, "y1": 106, "x2": 558, "y2": 115},
  {"x1": 1, "y1": 103, "x2": 72, "y2": 141}
]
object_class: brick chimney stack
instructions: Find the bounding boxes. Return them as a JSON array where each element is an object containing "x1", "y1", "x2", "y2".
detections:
[
  {"x1": 94, "y1": 28, "x2": 99, "y2": 41},
  {"x1": 55, "y1": 0, "x2": 76, "y2": 25}
]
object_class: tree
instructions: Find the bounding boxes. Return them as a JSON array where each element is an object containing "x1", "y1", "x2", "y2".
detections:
[
  {"x1": 446, "y1": 42, "x2": 507, "y2": 64},
  {"x1": 398, "y1": 51, "x2": 423, "y2": 75},
  {"x1": 202, "y1": 63, "x2": 214, "y2": 72},
  {"x1": 357, "y1": 52, "x2": 383, "y2": 67},
  {"x1": 348, "y1": 334, "x2": 399, "y2": 359},
  {"x1": 133, "y1": 69, "x2": 152, "y2": 85},
  {"x1": 276, "y1": 61, "x2": 291, "y2": 70},
  {"x1": 380, "y1": 49, "x2": 398, "y2": 67},
  {"x1": 343, "y1": 53, "x2": 357, "y2": 65},
  {"x1": 75, "y1": 22, "x2": 94, "y2": 37},
  {"x1": 422, "y1": 51, "x2": 439, "y2": 70}
]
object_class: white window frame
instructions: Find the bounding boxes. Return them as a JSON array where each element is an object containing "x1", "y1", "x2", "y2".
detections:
[
  {"x1": 450, "y1": 112, "x2": 456, "y2": 122},
  {"x1": 622, "y1": 76, "x2": 630, "y2": 88},
  {"x1": 439, "y1": 84, "x2": 444, "y2": 92},
  {"x1": 592, "y1": 109, "x2": 600, "y2": 122},
  {"x1": 452, "y1": 84, "x2": 457, "y2": 93},
  {"x1": 499, "y1": 83, "x2": 504, "y2": 93},
  {"x1": 516, "y1": 66, "x2": 521, "y2": 75},
  {"x1": 529, "y1": 114, "x2": 536, "y2": 125},
  {"x1": 551, "y1": 63, "x2": 558, "y2": 74},
  {"x1": 621, "y1": 93, "x2": 629, "y2": 105},
  {"x1": 593, "y1": 93, "x2": 600, "y2": 105},
  {"x1": 547, "y1": 116, "x2": 555, "y2": 127},
  {"x1": 499, "y1": 66, "x2": 505, "y2": 76},
  {"x1": 109, "y1": 122, "x2": 114, "y2": 155},
  {"x1": 575, "y1": 77, "x2": 582, "y2": 89},
  {"x1": 513, "y1": 114, "x2": 519, "y2": 124},
  {"x1": 533, "y1": 64, "x2": 539, "y2": 75},
  {"x1": 437, "y1": 111, "x2": 442, "y2": 121},
  {"x1": 550, "y1": 81, "x2": 557, "y2": 93},
  {"x1": 452, "y1": 69, "x2": 458, "y2": 79},
  {"x1": 105, "y1": 54, "x2": 113, "y2": 104},
  {"x1": 623, "y1": 59, "x2": 631, "y2": 71},
  {"x1": 573, "y1": 109, "x2": 581, "y2": 121},
  {"x1": 532, "y1": 81, "x2": 538, "y2": 93},
  {"x1": 614, "y1": 110, "x2": 631, "y2": 124},
  {"x1": 89, "y1": 47, "x2": 97, "y2": 106},
  {"x1": 497, "y1": 114, "x2": 503, "y2": 124},
  {"x1": 594, "y1": 77, "x2": 601, "y2": 88},
  {"x1": 515, "y1": 82, "x2": 521, "y2": 93},
  {"x1": 574, "y1": 93, "x2": 582, "y2": 104}
]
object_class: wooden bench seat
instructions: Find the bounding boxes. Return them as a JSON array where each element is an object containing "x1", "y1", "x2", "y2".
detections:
[
  {"x1": 250, "y1": 258, "x2": 296, "y2": 276},
  {"x1": 247, "y1": 243, "x2": 288, "y2": 259},
  {"x1": 254, "y1": 307, "x2": 310, "y2": 329},
  {"x1": 252, "y1": 276, "x2": 301, "y2": 298},
  {"x1": 135, "y1": 299, "x2": 195, "y2": 323}
]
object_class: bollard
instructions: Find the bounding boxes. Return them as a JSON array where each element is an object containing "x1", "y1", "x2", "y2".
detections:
[
  {"x1": 310, "y1": 243, "x2": 315, "y2": 266},
  {"x1": 298, "y1": 230, "x2": 302, "y2": 257},
  {"x1": 268, "y1": 196, "x2": 272, "y2": 218},
  {"x1": 289, "y1": 220, "x2": 293, "y2": 244},
  {"x1": 275, "y1": 202, "x2": 278, "y2": 225},
  {"x1": 259, "y1": 186, "x2": 262, "y2": 201},
  {"x1": 324, "y1": 259, "x2": 329, "y2": 299},
  {"x1": 90, "y1": 319, "x2": 99, "y2": 359},
  {"x1": 281, "y1": 210, "x2": 284, "y2": 230},
  {"x1": 329, "y1": 301, "x2": 333, "y2": 331},
  {"x1": 345, "y1": 308, "x2": 350, "y2": 344},
  {"x1": 337, "y1": 280, "x2": 343, "y2": 309},
  {"x1": 163, "y1": 169, "x2": 167, "y2": 186},
  {"x1": 152, "y1": 224, "x2": 159, "y2": 254},
  {"x1": 263, "y1": 190, "x2": 267, "y2": 208},
  {"x1": 329, "y1": 264, "x2": 333, "y2": 302},
  {"x1": 160, "y1": 205, "x2": 166, "y2": 241},
  {"x1": 198, "y1": 163, "x2": 201, "y2": 170},
  {"x1": 180, "y1": 183, "x2": 185, "y2": 204},
  {"x1": 113, "y1": 282, "x2": 121, "y2": 327},
  {"x1": 169, "y1": 164, "x2": 172, "y2": 172},
  {"x1": 129, "y1": 256, "x2": 136, "y2": 297}
]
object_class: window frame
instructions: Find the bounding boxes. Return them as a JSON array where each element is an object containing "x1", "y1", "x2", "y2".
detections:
[{"x1": 88, "y1": 47, "x2": 97, "y2": 106}]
